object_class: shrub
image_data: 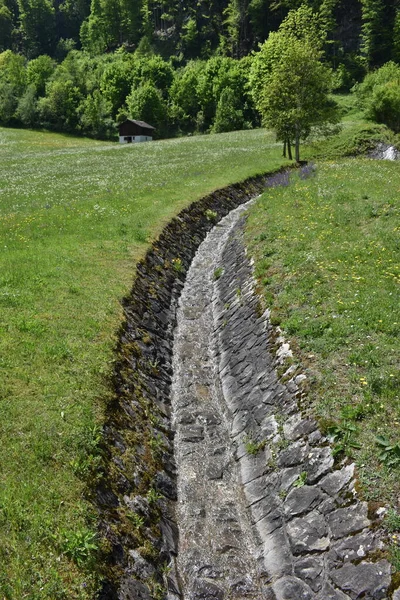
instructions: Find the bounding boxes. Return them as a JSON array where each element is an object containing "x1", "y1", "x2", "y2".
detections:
[{"x1": 368, "y1": 80, "x2": 400, "y2": 132}]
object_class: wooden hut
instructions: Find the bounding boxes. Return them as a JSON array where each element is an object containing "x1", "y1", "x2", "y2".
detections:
[{"x1": 118, "y1": 119, "x2": 155, "y2": 143}]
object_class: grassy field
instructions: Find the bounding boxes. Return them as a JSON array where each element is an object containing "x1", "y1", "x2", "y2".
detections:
[
  {"x1": 0, "y1": 126, "x2": 288, "y2": 598},
  {"x1": 245, "y1": 159, "x2": 400, "y2": 511}
]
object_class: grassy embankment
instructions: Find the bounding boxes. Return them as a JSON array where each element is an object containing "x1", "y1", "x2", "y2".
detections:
[
  {"x1": 0, "y1": 126, "x2": 288, "y2": 599},
  {"x1": 245, "y1": 149, "x2": 400, "y2": 539}
]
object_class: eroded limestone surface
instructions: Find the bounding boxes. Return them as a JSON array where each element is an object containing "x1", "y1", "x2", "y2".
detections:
[{"x1": 170, "y1": 203, "x2": 393, "y2": 600}]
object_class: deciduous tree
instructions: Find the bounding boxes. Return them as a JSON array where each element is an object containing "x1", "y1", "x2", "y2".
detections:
[
  {"x1": 250, "y1": 7, "x2": 339, "y2": 161},
  {"x1": 257, "y1": 38, "x2": 339, "y2": 161}
]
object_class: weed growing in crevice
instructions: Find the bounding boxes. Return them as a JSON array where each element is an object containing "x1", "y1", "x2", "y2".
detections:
[
  {"x1": 293, "y1": 472, "x2": 308, "y2": 488},
  {"x1": 244, "y1": 435, "x2": 266, "y2": 455},
  {"x1": 171, "y1": 257, "x2": 184, "y2": 273},
  {"x1": 205, "y1": 209, "x2": 218, "y2": 222},
  {"x1": 146, "y1": 488, "x2": 163, "y2": 505},
  {"x1": 127, "y1": 512, "x2": 145, "y2": 530},
  {"x1": 213, "y1": 267, "x2": 224, "y2": 280}
]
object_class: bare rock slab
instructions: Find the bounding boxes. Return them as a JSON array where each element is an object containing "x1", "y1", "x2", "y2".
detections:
[{"x1": 330, "y1": 560, "x2": 391, "y2": 599}]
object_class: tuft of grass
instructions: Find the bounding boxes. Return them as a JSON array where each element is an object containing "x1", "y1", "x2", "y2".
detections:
[
  {"x1": 205, "y1": 208, "x2": 218, "y2": 222},
  {"x1": 244, "y1": 435, "x2": 266, "y2": 455},
  {"x1": 384, "y1": 508, "x2": 400, "y2": 533},
  {"x1": 293, "y1": 472, "x2": 307, "y2": 488},
  {"x1": 213, "y1": 267, "x2": 224, "y2": 280},
  {"x1": 0, "y1": 126, "x2": 288, "y2": 597},
  {"x1": 246, "y1": 159, "x2": 400, "y2": 505}
]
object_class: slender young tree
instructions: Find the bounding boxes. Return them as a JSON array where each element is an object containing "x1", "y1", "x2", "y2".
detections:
[
  {"x1": 257, "y1": 38, "x2": 339, "y2": 161},
  {"x1": 250, "y1": 6, "x2": 339, "y2": 161}
]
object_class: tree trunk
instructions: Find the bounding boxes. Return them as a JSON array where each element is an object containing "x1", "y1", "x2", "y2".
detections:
[
  {"x1": 295, "y1": 130, "x2": 300, "y2": 162},
  {"x1": 283, "y1": 138, "x2": 287, "y2": 158},
  {"x1": 287, "y1": 138, "x2": 293, "y2": 161}
]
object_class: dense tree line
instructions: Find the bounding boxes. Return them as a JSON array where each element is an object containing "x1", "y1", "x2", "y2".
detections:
[
  {"x1": 0, "y1": 47, "x2": 259, "y2": 137},
  {"x1": 1, "y1": 0, "x2": 400, "y2": 70},
  {"x1": 1, "y1": 0, "x2": 400, "y2": 139}
]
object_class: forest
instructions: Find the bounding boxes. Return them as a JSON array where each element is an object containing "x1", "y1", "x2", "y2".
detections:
[{"x1": 1, "y1": 0, "x2": 400, "y2": 138}]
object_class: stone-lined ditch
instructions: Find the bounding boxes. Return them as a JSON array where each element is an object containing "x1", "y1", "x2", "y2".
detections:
[
  {"x1": 97, "y1": 168, "x2": 397, "y2": 599},
  {"x1": 97, "y1": 170, "x2": 287, "y2": 600}
]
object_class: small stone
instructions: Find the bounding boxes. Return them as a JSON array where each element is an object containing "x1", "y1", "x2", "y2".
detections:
[
  {"x1": 160, "y1": 516, "x2": 179, "y2": 555},
  {"x1": 262, "y1": 528, "x2": 293, "y2": 578},
  {"x1": 308, "y1": 430, "x2": 323, "y2": 445},
  {"x1": 287, "y1": 510, "x2": 329, "y2": 554},
  {"x1": 294, "y1": 374, "x2": 307, "y2": 386},
  {"x1": 255, "y1": 510, "x2": 283, "y2": 537},
  {"x1": 280, "y1": 466, "x2": 302, "y2": 491},
  {"x1": 196, "y1": 565, "x2": 223, "y2": 579},
  {"x1": 327, "y1": 531, "x2": 383, "y2": 567},
  {"x1": 283, "y1": 486, "x2": 324, "y2": 517},
  {"x1": 231, "y1": 410, "x2": 251, "y2": 437},
  {"x1": 306, "y1": 446, "x2": 334, "y2": 483},
  {"x1": 260, "y1": 414, "x2": 279, "y2": 438},
  {"x1": 273, "y1": 575, "x2": 314, "y2": 600},
  {"x1": 320, "y1": 464, "x2": 355, "y2": 496},
  {"x1": 118, "y1": 578, "x2": 152, "y2": 600},
  {"x1": 191, "y1": 579, "x2": 224, "y2": 600},
  {"x1": 327, "y1": 503, "x2": 370, "y2": 540},
  {"x1": 277, "y1": 441, "x2": 308, "y2": 468},
  {"x1": 252, "y1": 400, "x2": 271, "y2": 422},
  {"x1": 123, "y1": 494, "x2": 150, "y2": 518},
  {"x1": 154, "y1": 471, "x2": 176, "y2": 500},
  {"x1": 212, "y1": 527, "x2": 241, "y2": 553},
  {"x1": 376, "y1": 506, "x2": 387, "y2": 519},
  {"x1": 206, "y1": 463, "x2": 224, "y2": 480},
  {"x1": 229, "y1": 576, "x2": 258, "y2": 595},
  {"x1": 315, "y1": 583, "x2": 350, "y2": 600},
  {"x1": 283, "y1": 414, "x2": 317, "y2": 441},
  {"x1": 128, "y1": 550, "x2": 156, "y2": 580},
  {"x1": 282, "y1": 365, "x2": 297, "y2": 379},
  {"x1": 240, "y1": 450, "x2": 270, "y2": 485},
  {"x1": 330, "y1": 560, "x2": 391, "y2": 599},
  {"x1": 250, "y1": 492, "x2": 281, "y2": 524},
  {"x1": 276, "y1": 343, "x2": 293, "y2": 364},
  {"x1": 244, "y1": 475, "x2": 268, "y2": 506},
  {"x1": 294, "y1": 556, "x2": 324, "y2": 592},
  {"x1": 319, "y1": 496, "x2": 337, "y2": 515},
  {"x1": 180, "y1": 424, "x2": 204, "y2": 443}
]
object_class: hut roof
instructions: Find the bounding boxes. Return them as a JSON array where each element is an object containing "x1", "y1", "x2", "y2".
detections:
[{"x1": 121, "y1": 119, "x2": 155, "y2": 130}]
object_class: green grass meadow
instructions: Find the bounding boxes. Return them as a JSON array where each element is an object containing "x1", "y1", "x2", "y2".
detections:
[
  {"x1": 246, "y1": 158, "x2": 400, "y2": 505},
  {"x1": 1, "y1": 113, "x2": 399, "y2": 596},
  {"x1": 0, "y1": 126, "x2": 287, "y2": 598}
]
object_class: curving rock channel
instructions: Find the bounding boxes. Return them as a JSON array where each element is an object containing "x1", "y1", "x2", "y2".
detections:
[
  {"x1": 98, "y1": 170, "x2": 397, "y2": 600},
  {"x1": 171, "y1": 203, "x2": 393, "y2": 600}
]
